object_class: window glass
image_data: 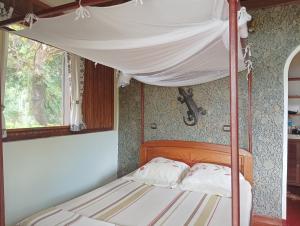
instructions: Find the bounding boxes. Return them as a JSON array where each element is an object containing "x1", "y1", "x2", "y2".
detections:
[{"x1": 4, "y1": 33, "x2": 70, "y2": 129}]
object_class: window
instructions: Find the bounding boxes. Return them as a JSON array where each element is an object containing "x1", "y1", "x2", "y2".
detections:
[
  {"x1": 3, "y1": 33, "x2": 114, "y2": 141},
  {"x1": 4, "y1": 33, "x2": 70, "y2": 129}
]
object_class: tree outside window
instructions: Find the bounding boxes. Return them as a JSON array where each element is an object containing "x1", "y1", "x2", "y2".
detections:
[{"x1": 4, "y1": 33, "x2": 70, "y2": 129}]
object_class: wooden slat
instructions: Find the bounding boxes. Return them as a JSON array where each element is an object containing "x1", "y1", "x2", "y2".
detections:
[
  {"x1": 82, "y1": 60, "x2": 114, "y2": 130},
  {"x1": 288, "y1": 96, "x2": 300, "y2": 99},
  {"x1": 288, "y1": 77, "x2": 300, "y2": 81}
]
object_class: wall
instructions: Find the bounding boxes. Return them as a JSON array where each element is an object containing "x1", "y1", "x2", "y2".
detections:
[
  {"x1": 118, "y1": 80, "x2": 141, "y2": 177},
  {"x1": 289, "y1": 53, "x2": 300, "y2": 78},
  {"x1": 4, "y1": 131, "x2": 118, "y2": 226},
  {"x1": 118, "y1": 4, "x2": 300, "y2": 218},
  {"x1": 288, "y1": 53, "x2": 300, "y2": 126}
]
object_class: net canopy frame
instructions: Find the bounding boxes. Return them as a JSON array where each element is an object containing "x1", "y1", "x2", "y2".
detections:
[{"x1": 0, "y1": 0, "x2": 254, "y2": 225}]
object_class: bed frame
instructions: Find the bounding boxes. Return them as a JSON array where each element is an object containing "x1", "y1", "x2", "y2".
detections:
[{"x1": 140, "y1": 140, "x2": 253, "y2": 184}]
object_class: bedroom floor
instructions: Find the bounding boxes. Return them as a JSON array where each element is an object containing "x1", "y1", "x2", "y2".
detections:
[{"x1": 287, "y1": 186, "x2": 300, "y2": 226}]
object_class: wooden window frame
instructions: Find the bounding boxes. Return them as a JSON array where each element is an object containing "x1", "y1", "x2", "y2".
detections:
[
  {"x1": 3, "y1": 60, "x2": 115, "y2": 142},
  {"x1": 3, "y1": 126, "x2": 113, "y2": 142}
]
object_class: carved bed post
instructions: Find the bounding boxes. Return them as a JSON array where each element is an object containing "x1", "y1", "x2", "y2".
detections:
[
  {"x1": 229, "y1": 0, "x2": 240, "y2": 225},
  {"x1": 141, "y1": 83, "x2": 145, "y2": 144}
]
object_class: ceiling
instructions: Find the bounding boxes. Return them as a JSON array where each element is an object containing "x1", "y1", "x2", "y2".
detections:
[
  {"x1": 35, "y1": 0, "x2": 300, "y2": 10},
  {"x1": 40, "y1": 0, "x2": 75, "y2": 7},
  {"x1": 0, "y1": 0, "x2": 299, "y2": 25}
]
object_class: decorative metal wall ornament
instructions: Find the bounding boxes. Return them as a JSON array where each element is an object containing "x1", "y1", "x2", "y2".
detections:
[{"x1": 177, "y1": 87, "x2": 206, "y2": 126}]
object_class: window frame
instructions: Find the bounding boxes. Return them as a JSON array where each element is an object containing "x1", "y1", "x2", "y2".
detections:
[
  {"x1": 3, "y1": 59, "x2": 115, "y2": 142},
  {"x1": 5, "y1": 33, "x2": 71, "y2": 130},
  {"x1": 3, "y1": 126, "x2": 113, "y2": 142}
]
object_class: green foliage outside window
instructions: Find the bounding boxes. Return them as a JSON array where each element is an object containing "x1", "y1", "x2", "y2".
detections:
[{"x1": 4, "y1": 33, "x2": 66, "y2": 129}]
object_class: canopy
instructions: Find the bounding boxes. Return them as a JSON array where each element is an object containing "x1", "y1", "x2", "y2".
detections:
[{"x1": 16, "y1": 0, "x2": 251, "y2": 87}]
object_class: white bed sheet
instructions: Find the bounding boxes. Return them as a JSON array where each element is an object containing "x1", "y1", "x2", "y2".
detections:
[{"x1": 17, "y1": 175, "x2": 252, "y2": 226}]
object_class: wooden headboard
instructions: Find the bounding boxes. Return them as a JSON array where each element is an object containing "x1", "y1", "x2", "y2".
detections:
[{"x1": 140, "y1": 140, "x2": 253, "y2": 184}]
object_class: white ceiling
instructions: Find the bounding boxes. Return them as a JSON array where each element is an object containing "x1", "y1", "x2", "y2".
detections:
[{"x1": 40, "y1": 0, "x2": 75, "y2": 7}]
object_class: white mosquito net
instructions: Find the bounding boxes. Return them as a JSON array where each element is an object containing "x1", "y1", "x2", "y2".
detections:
[{"x1": 16, "y1": 0, "x2": 251, "y2": 87}]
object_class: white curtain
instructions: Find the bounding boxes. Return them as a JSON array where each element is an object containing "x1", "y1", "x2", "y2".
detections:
[
  {"x1": 16, "y1": 0, "x2": 251, "y2": 87},
  {"x1": 0, "y1": 31, "x2": 8, "y2": 138},
  {"x1": 68, "y1": 54, "x2": 86, "y2": 131}
]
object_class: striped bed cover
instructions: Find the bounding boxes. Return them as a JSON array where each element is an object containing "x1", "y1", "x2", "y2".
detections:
[{"x1": 17, "y1": 178, "x2": 252, "y2": 226}]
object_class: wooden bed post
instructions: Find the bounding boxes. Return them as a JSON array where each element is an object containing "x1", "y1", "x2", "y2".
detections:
[
  {"x1": 248, "y1": 71, "x2": 253, "y2": 153},
  {"x1": 140, "y1": 83, "x2": 145, "y2": 144},
  {"x1": 0, "y1": 124, "x2": 4, "y2": 226},
  {"x1": 0, "y1": 52, "x2": 5, "y2": 226},
  {"x1": 229, "y1": 0, "x2": 240, "y2": 225}
]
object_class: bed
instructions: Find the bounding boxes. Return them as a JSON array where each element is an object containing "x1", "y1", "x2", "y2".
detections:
[{"x1": 17, "y1": 140, "x2": 253, "y2": 226}]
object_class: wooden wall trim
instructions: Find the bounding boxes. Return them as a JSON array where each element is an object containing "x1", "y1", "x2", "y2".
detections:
[
  {"x1": 82, "y1": 60, "x2": 114, "y2": 131},
  {"x1": 3, "y1": 126, "x2": 113, "y2": 142},
  {"x1": 252, "y1": 215, "x2": 287, "y2": 226}
]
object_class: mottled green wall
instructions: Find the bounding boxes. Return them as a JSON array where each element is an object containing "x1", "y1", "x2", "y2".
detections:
[
  {"x1": 118, "y1": 80, "x2": 141, "y2": 177},
  {"x1": 118, "y1": 4, "x2": 300, "y2": 217}
]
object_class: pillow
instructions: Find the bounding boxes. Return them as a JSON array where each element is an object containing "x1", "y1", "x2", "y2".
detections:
[
  {"x1": 132, "y1": 157, "x2": 190, "y2": 188},
  {"x1": 180, "y1": 163, "x2": 247, "y2": 197}
]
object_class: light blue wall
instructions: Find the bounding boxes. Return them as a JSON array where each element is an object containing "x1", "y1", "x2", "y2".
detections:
[{"x1": 4, "y1": 131, "x2": 118, "y2": 226}]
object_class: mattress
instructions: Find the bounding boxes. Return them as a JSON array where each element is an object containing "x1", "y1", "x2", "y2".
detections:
[{"x1": 17, "y1": 177, "x2": 252, "y2": 226}]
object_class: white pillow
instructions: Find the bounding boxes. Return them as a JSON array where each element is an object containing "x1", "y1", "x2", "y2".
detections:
[
  {"x1": 180, "y1": 163, "x2": 247, "y2": 197},
  {"x1": 132, "y1": 157, "x2": 190, "y2": 188}
]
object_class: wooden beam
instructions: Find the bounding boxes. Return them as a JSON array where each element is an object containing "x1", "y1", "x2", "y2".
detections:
[
  {"x1": 32, "y1": 0, "x2": 52, "y2": 9},
  {"x1": 0, "y1": 0, "x2": 119, "y2": 27},
  {"x1": 229, "y1": 0, "x2": 240, "y2": 225},
  {"x1": 241, "y1": 0, "x2": 300, "y2": 9}
]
